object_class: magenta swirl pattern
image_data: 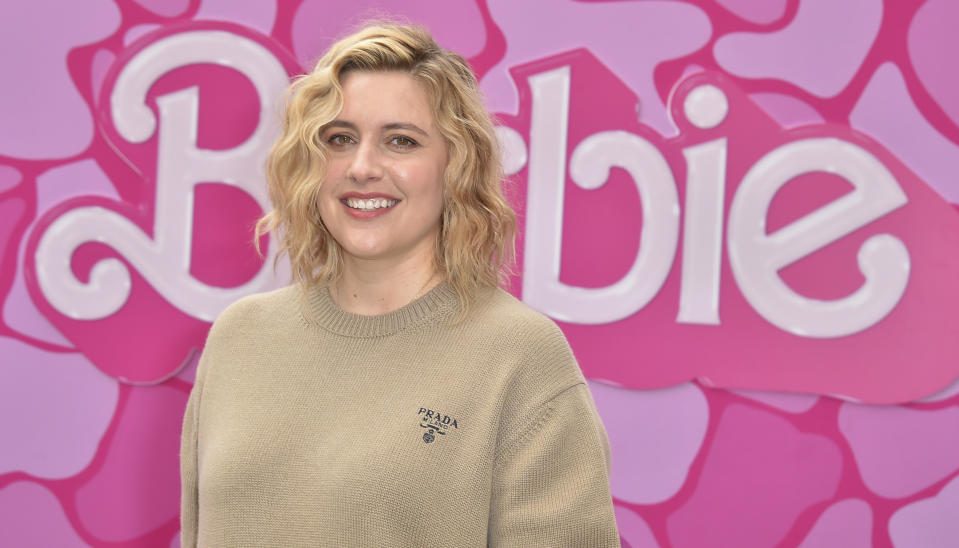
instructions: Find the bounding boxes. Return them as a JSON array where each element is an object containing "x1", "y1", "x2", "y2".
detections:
[{"x1": 1, "y1": 1, "x2": 958, "y2": 546}]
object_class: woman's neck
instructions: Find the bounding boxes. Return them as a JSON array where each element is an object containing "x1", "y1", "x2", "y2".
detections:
[{"x1": 331, "y1": 255, "x2": 442, "y2": 316}]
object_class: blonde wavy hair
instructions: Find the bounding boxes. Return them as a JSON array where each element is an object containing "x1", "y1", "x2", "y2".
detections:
[{"x1": 255, "y1": 22, "x2": 516, "y2": 314}]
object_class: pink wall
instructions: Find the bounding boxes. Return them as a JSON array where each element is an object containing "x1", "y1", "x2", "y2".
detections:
[{"x1": 1, "y1": 1, "x2": 958, "y2": 546}]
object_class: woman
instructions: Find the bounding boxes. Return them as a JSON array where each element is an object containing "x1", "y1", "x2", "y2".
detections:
[{"x1": 180, "y1": 23, "x2": 620, "y2": 547}]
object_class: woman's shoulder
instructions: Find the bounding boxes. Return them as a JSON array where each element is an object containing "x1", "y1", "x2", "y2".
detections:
[
  {"x1": 471, "y1": 287, "x2": 570, "y2": 348},
  {"x1": 466, "y1": 288, "x2": 585, "y2": 389},
  {"x1": 470, "y1": 290, "x2": 591, "y2": 444},
  {"x1": 208, "y1": 284, "x2": 302, "y2": 338}
]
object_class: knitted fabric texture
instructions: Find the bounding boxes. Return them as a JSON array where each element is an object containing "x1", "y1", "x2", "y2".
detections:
[{"x1": 180, "y1": 283, "x2": 620, "y2": 547}]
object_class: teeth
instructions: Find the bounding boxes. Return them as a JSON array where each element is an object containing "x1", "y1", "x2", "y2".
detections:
[{"x1": 346, "y1": 198, "x2": 397, "y2": 210}]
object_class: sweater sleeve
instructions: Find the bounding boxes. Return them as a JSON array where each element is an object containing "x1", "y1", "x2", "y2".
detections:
[
  {"x1": 488, "y1": 382, "x2": 621, "y2": 547},
  {"x1": 179, "y1": 352, "x2": 206, "y2": 548},
  {"x1": 178, "y1": 291, "x2": 274, "y2": 546}
]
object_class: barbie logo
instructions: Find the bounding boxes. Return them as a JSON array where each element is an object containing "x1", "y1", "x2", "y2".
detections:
[
  {"x1": 498, "y1": 51, "x2": 959, "y2": 402},
  {"x1": 523, "y1": 66, "x2": 907, "y2": 338},
  {"x1": 25, "y1": 23, "x2": 299, "y2": 383}
]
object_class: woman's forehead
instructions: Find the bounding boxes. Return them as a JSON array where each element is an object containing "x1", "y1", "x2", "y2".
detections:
[{"x1": 337, "y1": 71, "x2": 435, "y2": 127}]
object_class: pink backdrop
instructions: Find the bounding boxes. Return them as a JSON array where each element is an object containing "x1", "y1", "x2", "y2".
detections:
[{"x1": 2, "y1": 1, "x2": 958, "y2": 546}]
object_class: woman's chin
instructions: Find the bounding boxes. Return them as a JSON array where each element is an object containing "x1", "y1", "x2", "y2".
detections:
[{"x1": 341, "y1": 247, "x2": 388, "y2": 262}]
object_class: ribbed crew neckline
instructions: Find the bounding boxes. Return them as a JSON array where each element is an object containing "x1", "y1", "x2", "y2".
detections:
[{"x1": 303, "y1": 282, "x2": 458, "y2": 338}]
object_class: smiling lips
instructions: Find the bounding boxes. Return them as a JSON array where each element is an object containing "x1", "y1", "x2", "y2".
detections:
[
  {"x1": 345, "y1": 197, "x2": 397, "y2": 210},
  {"x1": 340, "y1": 194, "x2": 400, "y2": 219}
]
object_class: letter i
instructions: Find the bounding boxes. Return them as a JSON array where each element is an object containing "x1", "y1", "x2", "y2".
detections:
[{"x1": 677, "y1": 84, "x2": 730, "y2": 325}]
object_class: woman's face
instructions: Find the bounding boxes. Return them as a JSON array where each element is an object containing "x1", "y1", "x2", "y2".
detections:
[{"x1": 317, "y1": 70, "x2": 448, "y2": 269}]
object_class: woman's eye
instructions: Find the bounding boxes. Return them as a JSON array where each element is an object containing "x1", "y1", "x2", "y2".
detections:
[
  {"x1": 390, "y1": 136, "x2": 417, "y2": 148},
  {"x1": 327, "y1": 134, "x2": 354, "y2": 146}
]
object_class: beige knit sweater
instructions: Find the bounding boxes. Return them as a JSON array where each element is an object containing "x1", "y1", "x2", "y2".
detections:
[{"x1": 180, "y1": 282, "x2": 620, "y2": 547}]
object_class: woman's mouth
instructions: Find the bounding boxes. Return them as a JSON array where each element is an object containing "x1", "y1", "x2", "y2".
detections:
[{"x1": 343, "y1": 197, "x2": 398, "y2": 211}]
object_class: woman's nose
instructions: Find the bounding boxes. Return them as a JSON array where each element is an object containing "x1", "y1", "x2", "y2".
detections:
[{"x1": 347, "y1": 141, "x2": 384, "y2": 183}]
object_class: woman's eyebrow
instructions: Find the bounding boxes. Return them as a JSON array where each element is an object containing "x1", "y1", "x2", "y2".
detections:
[
  {"x1": 323, "y1": 120, "x2": 429, "y2": 137},
  {"x1": 383, "y1": 122, "x2": 429, "y2": 137},
  {"x1": 323, "y1": 120, "x2": 357, "y2": 132}
]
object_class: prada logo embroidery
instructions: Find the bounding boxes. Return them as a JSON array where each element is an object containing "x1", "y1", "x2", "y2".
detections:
[{"x1": 417, "y1": 407, "x2": 459, "y2": 443}]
